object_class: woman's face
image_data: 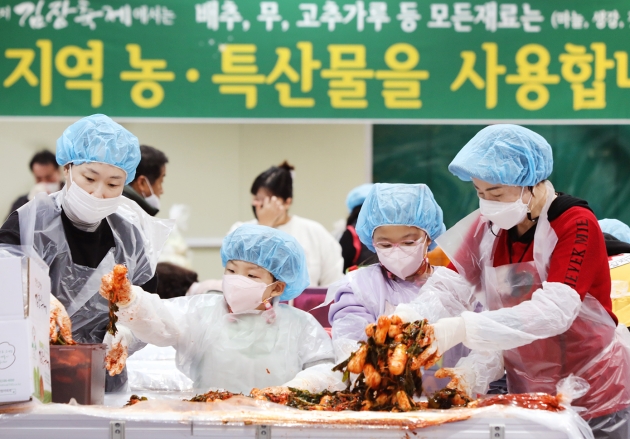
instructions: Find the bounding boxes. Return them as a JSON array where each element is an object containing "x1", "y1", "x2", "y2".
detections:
[
  {"x1": 224, "y1": 260, "x2": 285, "y2": 304},
  {"x1": 64, "y1": 163, "x2": 126, "y2": 199},
  {"x1": 472, "y1": 178, "x2": 527, "y2": 203}
]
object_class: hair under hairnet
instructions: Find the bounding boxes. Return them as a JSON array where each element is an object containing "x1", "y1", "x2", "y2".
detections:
[
  {"x1": 346, "y1": 183, "x2": 374, "y2": 212},
  {"x1": 221, "y1": 224, "x2": 309, "y2": 301},
  {"x1": 56, "y1": 114, "x2": 141, "y2": 185},
  {"x1": 599, "y1": 219, "x2": 630, "y2": 244},
  {"x1": 448, "y1": 124, "x2": 553, "y2": 187},
  {"x1": 356, "y1": 183, "x2": 445, "y2": 252}
]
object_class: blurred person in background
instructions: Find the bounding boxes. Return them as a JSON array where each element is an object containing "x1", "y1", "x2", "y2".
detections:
[
  {"x1": 8, "y1": 150, "x2": 63, "y2": 216},
  {"x1": 154, "y1": 262, "x2": 223, "y2": 297},
  {"x1": 229, "y1": 161, "x2": 343, "y2": 287},
  {"x1": 339, "y1": 183, "x2": 376, "y2": 271},
  {"x1": 155, "y1": 262, "x2": 199, "y2": 299},
  {"x1": 123, "y1": 145, "x2": 168, "y2": 217},
  {"x1": 600, "y1": 218, "x2": 630, "y2": 256},
  {"x1": 599, "y1": 219, "x2": 630, "y2": 329}
]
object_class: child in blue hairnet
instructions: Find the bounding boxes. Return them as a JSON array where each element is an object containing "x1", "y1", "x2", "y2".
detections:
[
  {"x1": 101, "y1": 224, "x2": 341, "y2": 395},
  {"x1": 0, "y1": 114, "x2": 171, "y2": 393},
  {"x1": 327, "y1": 183, "x2": 471, "y2": 393}
]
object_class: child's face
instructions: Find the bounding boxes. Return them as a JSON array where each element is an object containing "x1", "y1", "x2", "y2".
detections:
[{"x1": 224, "y1": 260, "x2": 286, "y2": 309}]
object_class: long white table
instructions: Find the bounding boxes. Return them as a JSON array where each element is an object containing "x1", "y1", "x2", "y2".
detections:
[
  {"x1": 0, "y1": 393, "x2": 591, "y2": 439},
  {"x1": 0, "y1": 412, "x2": 573, "y2": 439}
]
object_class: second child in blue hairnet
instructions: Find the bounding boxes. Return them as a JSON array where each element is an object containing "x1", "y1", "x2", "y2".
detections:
[
  {"x1": 326, "y1": 183, "x2": 467, "y2": 393},
  {"x1": 100, "y1": 224, "x2": 342, "y2": 395}
]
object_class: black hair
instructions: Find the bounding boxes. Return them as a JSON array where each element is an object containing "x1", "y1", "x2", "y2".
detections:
[
  {"x1": 250, "y1": 161, "x2": 294, "y2": 200},
  {"x1": 528, "y1": 179, "x2": 547, "y2": 194},
  {"x1": 29, "y1": 150, "x2": 58, "y2": 171},
  {"x1": 132, "y1": 145, "x2": 169, "y2": 184},
  {"x1": 155, "y1": 262, "x2": 198, "y2": 299},
  {"x1": 346, "y1": 204, "x2": 363, "y2": 227}
]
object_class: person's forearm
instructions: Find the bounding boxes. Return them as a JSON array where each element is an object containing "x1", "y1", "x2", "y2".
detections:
[{"x1": 461, "y1": 281, "x2": 581, "y2": 351}]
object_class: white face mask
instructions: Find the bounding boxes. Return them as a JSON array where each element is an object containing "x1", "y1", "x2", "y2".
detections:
[
  {"x1": 375, "y1": 241, "x2": 428, "y2": 280},
  {"x1": 62, "y1": 166, "x2": 122, "y2": 225},
  {"x1": 141, "y1": 176, "x2": 160, "y2": 210},
  {"x1": 222, "y1": 274, "x2": 275, "y2": 314},
  {"x1": 479, "y1": 187, "x2": 532, "y2": 230}
]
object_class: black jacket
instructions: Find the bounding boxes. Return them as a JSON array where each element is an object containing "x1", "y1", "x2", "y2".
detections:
[{"x1": 122, "y1": 185, "x2": 159, "y2": 217}]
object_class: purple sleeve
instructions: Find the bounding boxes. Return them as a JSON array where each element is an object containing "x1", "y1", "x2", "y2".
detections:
[{"x1": 328, "y1": 290, "x2": 375, "y2": 326}]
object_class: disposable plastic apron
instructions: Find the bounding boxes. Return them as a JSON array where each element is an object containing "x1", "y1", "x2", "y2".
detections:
[
  {"x1": 476, "y1": 182, "x2": 630, "y2": 419},
  {"x1": 193, "y1": 309, "x2": 302, "y2": 394}
]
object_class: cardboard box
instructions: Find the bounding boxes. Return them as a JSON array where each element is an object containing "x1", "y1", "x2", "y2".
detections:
[{"x1": 0, "y1": 252, "x2": 51, "y2": 404}]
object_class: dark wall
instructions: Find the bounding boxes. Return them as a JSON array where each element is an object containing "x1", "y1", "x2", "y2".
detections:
[{"x1": 373, "y1": 125, "x2": 630, "y2": 228}]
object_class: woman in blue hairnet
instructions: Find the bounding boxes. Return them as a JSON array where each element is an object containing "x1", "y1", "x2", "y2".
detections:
[
  {"x1": 327, "y1": 183, "x2": 473, "y2": 393},
  {"x1": 600, "y1": 219, "x2": 630, "y2": 244},
  {"x1": 99, "y1": 224, "x2": 340, "y2": 394},
  {"x1": 396, "y1": 125, "x2": 630, "y2": 438},
  {"x1": 0, "y1": 114, "x2": 171, "y2": 392},
  {"x1": 599, "y1": 219, "x2": 630, "y2": 258}
]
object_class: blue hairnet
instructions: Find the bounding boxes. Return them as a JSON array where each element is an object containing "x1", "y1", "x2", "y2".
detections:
[
  {"x1": 356, "y1": 183, "x2": 445, "y2": 252},
  {"x1": 221, "y1": 224, "x2": 310, "y2": 301},
  {"x1": 448, "y1": 124, "x2": 553, "y2": 187},
  {"x1": 56, "y1": 114, "x2": 140, "y2": 185},
  {"x1": 346, "y1": 183, "x2": 374, "y2": 211},
  {"x1": 599, "y1": 219, "x2": 630, "y2": 244}
]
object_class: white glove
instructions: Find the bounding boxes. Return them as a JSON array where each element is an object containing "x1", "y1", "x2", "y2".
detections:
[
  {"x1": 417, "y1": 317, "x2": 467, "y2": 368},
  {"x1": 104, "y1": 325, "x2": 133, "y2": 376},
  {"x1": 283, "y1": 363, "x2": 347, "y2": 393},
  {"x1": 99, "y1": 267, "x2": 134, "y2": 306},
  {"x1": 391, "y1": 303, "x2": 422, "y2": 323},
  {"x1": 435, "y1": 367, "x2": 477, "y2": 397}
]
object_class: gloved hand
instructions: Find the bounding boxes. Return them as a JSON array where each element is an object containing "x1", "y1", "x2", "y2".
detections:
[
  {"x1": 49, "y1": 294, "x2": 75, "y2": 345},
  {"x1": 435, "y1": 367, "x2": 475, "y2": 397},
  {"x1": 391, "y1": 304, "x2": 422, "y2": 323},
  {"x1": 99, "y1": 268, "x2": 134, "y2": 305},
  {"x1": 250, "y1": 386, "x2": 292, "y2": 402},
  {"x1": 104, "y1": 325, "x2": 133, "y2": 376},
  {"x1": 417, "y1": 317, "x2": 467, "y2": 368},
  {"x1": 260, "y1": 385, "x2": 290, "y2": 394}
]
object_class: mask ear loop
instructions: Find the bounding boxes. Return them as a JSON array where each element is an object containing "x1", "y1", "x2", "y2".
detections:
[
  {"x1": 143, "y1": 176, "x2": 156, "y2": 198},
  {"x1": 263, "y1": 282, "x2": 278, "y2": 324},
  {"x1": 525, "y1": 186, "x2": 538, "y2": 222}
]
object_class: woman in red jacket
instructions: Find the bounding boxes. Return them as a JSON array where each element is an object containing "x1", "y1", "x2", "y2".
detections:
[{"x1": 397, "y1": 124, "x2": 630, "y2": 439}]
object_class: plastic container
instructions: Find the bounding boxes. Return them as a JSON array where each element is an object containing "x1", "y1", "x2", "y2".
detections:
[{"x1": 50, "y1": 343, "x2": 107, "y2": 405}]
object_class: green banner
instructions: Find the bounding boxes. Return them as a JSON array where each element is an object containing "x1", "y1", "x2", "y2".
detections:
[{"x1": 1, "y1": 0, "x2": 630, "y2": 119}]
